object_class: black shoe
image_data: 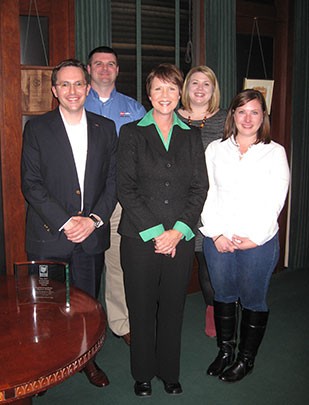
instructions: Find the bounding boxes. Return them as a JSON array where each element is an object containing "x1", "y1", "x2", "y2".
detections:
[
  {"x1": 163, "y1": 381, "x2": 183, "y2": 395},
  {"x1": 134, "y1": 381, "x2": 152, "y2": 396}
]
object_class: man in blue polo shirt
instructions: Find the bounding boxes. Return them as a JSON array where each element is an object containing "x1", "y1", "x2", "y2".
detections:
[
  {"x1": 85, "y1": 46, "x2": 146, "y2": 346},
  {"x1": 85, "y1": 46, "x2": 146, "y2": 133}
]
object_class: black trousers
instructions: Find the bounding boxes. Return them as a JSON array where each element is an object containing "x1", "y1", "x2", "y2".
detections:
[
  {"x1": 120, "y1": 235, "x2": 194, "y2": 382},
  {"x1": 28, "y1": 244, "x2": 104, "y2": 299}
]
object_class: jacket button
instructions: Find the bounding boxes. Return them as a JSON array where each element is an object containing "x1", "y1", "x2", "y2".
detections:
[
  {"x1": 164, "y1": 181, "x2": 170, "y2": 187},
  {"x1": 166, "y1": 162, "x2": 172, "y2": 168},
  {"x1": 164, "y1": 199, "x2": 169, "y2": 204},
  {"x1": 75, "y1": 190, "x2": 81, "y2": 195}
]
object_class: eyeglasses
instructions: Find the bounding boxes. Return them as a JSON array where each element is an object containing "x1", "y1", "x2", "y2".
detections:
[{"x1": 55, "y1": 81, "x2": 88, "y2": 90}]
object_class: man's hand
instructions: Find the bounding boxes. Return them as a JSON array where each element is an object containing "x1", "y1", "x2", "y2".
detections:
[{"x1": 64, "y1": 216, "x2": 96, "y2": 243}]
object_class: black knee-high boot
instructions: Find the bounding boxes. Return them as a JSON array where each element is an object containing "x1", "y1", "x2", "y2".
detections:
[
  {"x1": 207, "y1": 301, "x2": 239, "y2": 376},
  {"x1": 219, "y1": 308, "x2": 269, "y2": 382}
]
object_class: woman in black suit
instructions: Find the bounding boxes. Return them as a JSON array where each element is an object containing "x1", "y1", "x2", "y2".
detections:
[{"x1": 117, "y1": 64, "x2": 207, "y2": 397}]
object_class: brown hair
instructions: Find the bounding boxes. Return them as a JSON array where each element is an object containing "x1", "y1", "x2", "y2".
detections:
[
  {"x1": 145, "y1": 63, "x2": 184, "y2": 97},
  {"x1": 87, "y1": 46, "x2": 119, "y2": 66},
  {"x1": 181, "y1": 65, "x2": 220, "y2": 113},
  {"x1": 51, "y1": 59, "x2": 90, "y2": 86},
  {"x1": 223, "y1": 89, "x2": 271, "y2": 144}
]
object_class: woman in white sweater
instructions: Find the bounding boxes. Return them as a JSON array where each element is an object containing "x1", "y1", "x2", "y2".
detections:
[{"x1": 200, "y1": 89, "x2": 290, "y2": 382}]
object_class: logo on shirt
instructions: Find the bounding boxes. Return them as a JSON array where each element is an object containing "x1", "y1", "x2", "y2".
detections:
[{"x1": 120, "y1": 112, "x2": 131, "y2": 117}]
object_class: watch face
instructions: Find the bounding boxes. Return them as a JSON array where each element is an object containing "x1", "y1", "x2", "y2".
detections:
[{"x1": 89, "y1": 215, "x2": 100, "y2": 228}]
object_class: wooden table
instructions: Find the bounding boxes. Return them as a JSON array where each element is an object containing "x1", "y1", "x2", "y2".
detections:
[{"x1": 0, "y1": 275, "x2": 107, "y2": 404}]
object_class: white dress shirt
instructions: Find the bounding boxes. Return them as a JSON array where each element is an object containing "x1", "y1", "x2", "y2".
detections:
[
  {"x1": 200, "y1": 137, "x2": 290, "y2": 246},
  {"x1": 60, "y1": 109, "x2": 88, "y2": 211}
]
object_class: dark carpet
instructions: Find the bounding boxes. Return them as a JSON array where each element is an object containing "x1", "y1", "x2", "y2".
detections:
[{"x1": 34, "y1": 268, "x2": 309, "y2": 405}]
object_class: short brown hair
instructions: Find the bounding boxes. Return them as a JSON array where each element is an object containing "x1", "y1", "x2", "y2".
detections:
[
  {"x1": 181, "y1": 66, "x2": 220, "y2": 114},
  {"x1": 51, "y1": 59, "x2": 90, "y2": 86},
  {"x1": 87, "y1": 46, "x2": 119, "y2": 66},
  {"x1": 223, "y1": 89, "x2": 271, "y2": 144},
  {"x1": 145, "y1": 63, "x2": 183, "y2": 97}
]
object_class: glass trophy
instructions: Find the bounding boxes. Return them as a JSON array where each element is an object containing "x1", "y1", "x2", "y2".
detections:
[{"x1": 14, "y1": 261, "x2": 70, "y2": 308}]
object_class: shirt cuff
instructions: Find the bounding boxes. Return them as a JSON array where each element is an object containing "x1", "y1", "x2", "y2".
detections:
[
  {"x1": 59, "y1": 217, "x2": 72, "y2": 231},
  {"x1": 173, "y1": 221, "x2": 194, "y2": 241},
  {"x1": 89, "y1": 213, "x2": 104, "y2": 228},
  {"x1": 139, "y1": 224, "x2": 165, "y2": 242}
]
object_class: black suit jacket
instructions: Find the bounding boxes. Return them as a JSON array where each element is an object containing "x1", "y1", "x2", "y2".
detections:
[
  {"x1": 21, "y1": 108, "x2": 118, "y2": 257},
  {"x1": 117, "y1": 120, "x2": 207, "y2": 238}
]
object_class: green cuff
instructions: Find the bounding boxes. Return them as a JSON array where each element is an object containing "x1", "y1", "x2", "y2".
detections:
[
  {"x1": 139, "y1": 224, "x2": 165, "y2": 242},
  {"x1": 173, "y1": 221, "x2": 195, "y2": 241}
]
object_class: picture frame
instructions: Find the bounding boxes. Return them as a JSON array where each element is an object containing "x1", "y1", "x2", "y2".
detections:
[
  {"x1": 243, "y1": 78, "x2": 274, "y2": 114},
  {"x1": 21, "y1": 66, "x2": 54, "y2": 115}
]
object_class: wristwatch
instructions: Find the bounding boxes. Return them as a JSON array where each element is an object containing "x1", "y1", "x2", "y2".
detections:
[{"x1": 89, "y1": 214, "x2": 101, "y2": 229}]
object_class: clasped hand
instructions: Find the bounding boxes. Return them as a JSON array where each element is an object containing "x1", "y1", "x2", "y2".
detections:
[
  {"x1": 153, "y1": 229, "x2": 183, "y2": 258},
  {"x1": 214, "y1": 234, "x2": 257, "y2": 253},
  {"x1": 64, "y1": 216, "x2": 95, "y2": 243}
]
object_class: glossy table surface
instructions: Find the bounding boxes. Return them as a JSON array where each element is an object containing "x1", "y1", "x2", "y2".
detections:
[{"x1": 0, "y1": 275, "x2": 106, "y2": 404}]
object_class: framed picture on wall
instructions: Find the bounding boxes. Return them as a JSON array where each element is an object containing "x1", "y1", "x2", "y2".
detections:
[
  {"x1": 21, "y1": 66, "x2": 54, "y2": 115},
  {"x1": 243, "y1": 78, "x2": 274, "y2": 114}
]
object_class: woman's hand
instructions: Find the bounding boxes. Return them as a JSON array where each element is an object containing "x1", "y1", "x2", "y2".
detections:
[
  {"x1": 153, "y1": 230, "x2": 183, "y2": 257},
  {"x1": 231, "y1": 235, "x2": 258, "y2": 250},
  {"x1": 213, "y1": 234, "x2": 237, "y2": 253}
]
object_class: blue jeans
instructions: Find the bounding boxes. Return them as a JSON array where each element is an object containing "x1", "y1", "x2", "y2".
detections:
[{"x1": 203, "y1": 233, "x2": 279, "y2": 311}]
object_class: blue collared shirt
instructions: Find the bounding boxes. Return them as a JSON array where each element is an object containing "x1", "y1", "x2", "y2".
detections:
[{"x1": 85, "y1": 87, "x2": 146, "y2": 135}]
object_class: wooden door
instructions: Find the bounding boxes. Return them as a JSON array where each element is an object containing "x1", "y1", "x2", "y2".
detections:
[{"x1": 0, "y1": 0, "x2": 74, "y2": 274}]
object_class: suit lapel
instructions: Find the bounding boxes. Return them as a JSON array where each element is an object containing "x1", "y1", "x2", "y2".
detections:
[
  {"x1": 143, "y1": 123, "x2": 187, "y2": 157},
  {"x1": 84, "y1": 112, "x2": 99, "y2": 177},
  {"x1": 83, "y1": 112, "x2": 104, "y2": 202},
  {"x1": 142, "y1": 124, "x2": 171, "y2": 157},
  {"x1": 49, "y1": 108, "x2": 80, "y2": 185}
]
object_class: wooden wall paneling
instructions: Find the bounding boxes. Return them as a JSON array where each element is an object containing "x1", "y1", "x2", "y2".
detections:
[
  {"x1": 19, "y1": 0, "x2": 75, "y2": 65},
  {"x1": 237, "y1": 0, "x2": 292, "y2": 270},
  {"x1": 270, "y1": 0, "x2": 293, "y2": 269},
  {"x1": 193, "y1": 0, "x2": 206, "y2": 66},
  {"x1": 0, "y1": 0, "x2": 75, "y2": 275},
  {"x1": 49, "y1": 0, "x2": 75, "y2": 64},
  {"x1": 0, "y1": 0, "x2": 26, "y2": 274},
  {"x1": 271, "y1": 0, "x2": 292, "y2": 149}
]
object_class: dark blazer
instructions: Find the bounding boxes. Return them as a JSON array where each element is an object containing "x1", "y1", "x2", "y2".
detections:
[
  {"x1": 21, "y1": 107, "x2": 118, "y2": 257},
  {"x1": 117, "y1": 120, "x2": 207, "y2": 238}
]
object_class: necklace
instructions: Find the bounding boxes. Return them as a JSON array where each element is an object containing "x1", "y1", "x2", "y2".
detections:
[{"x1": 187, "y1": 115, "x2": 207, "y2": 128}]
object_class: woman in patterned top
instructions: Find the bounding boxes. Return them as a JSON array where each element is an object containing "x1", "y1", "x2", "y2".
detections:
[{"x1": 177, "y1": 65, "x2": 227, "y2": 338}]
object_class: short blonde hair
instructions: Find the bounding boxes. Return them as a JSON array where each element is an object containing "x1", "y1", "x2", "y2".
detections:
[{"x1": 181, "y1": 66, "x2": 220, "y2": 114}]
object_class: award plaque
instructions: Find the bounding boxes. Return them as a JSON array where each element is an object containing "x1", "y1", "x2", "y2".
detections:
[{"x1": 14, "y1": 261, "x2": 70, "y2": 308}]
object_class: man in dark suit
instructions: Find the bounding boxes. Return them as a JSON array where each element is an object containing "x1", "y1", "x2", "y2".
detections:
[{"x1": 21, "y1": 59, "x2": 118, "y2": 388}]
